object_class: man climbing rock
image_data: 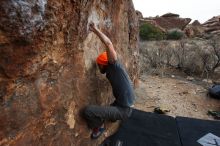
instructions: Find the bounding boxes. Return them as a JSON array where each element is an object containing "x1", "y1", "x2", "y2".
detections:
[{"x1": 84, "y1": 22, "x2": 136, "y2": 139}]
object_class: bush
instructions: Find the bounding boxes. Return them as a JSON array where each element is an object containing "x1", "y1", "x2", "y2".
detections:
[
  {"x1": 139, "y1": 23, "x2": 165, "y2": 40},
  {"x1": 166, "y1": 29, "x2": 184, "y2": 40}
]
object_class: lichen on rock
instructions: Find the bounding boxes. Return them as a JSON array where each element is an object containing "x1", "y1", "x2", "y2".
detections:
[{"x1": 0, "y1": 0, "x2": 47, "y2": 41}]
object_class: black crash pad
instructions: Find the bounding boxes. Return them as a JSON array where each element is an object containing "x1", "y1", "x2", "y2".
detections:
[
  {"x1": 176, "y1": 116, "x2": 220, "y2": 146},
  {"x1": 101, "y1": 109, "x2": 182, "y2": 146}
]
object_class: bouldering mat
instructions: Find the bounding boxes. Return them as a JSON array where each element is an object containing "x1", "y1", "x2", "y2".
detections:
[
  {"x1": 101, "y1": 109, "x2": 181, "y2": 146},
  {"x1": 176, "y1": 116, "x2": 220, "y2": 146}
]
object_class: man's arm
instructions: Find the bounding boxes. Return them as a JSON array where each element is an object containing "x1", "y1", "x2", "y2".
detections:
[{"x1": 89, "y1": 22, "x2": 117, "y2": 63}]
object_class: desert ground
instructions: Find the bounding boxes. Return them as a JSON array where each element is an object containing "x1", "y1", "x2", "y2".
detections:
[{"x1": 134, "y1": 70, "x2": 220, "y2": 120}]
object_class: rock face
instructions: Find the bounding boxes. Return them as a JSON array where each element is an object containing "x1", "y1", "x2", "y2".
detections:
[
  {"x1": 203, "y1": 15, "x2": 220, "y2": 35},
  {"x1": 144, "y1": 13, "x2": 191, "y2": 31},
  {"x1": 0, "y1": 0, "x2": 139, "y2": 146}
]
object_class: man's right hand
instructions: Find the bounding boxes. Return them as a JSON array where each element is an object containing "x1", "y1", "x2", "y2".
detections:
[
  {"x1": 88, "y1": 21, "x2": 117, "y2": 63},
  {"x1": 89, "y1": 22, "x2": 96, "y2": 32}
]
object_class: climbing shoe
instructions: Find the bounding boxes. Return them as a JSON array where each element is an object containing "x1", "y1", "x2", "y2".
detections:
[{"x1": 91, "y1": 127, "x2": 105, "y2": 139}]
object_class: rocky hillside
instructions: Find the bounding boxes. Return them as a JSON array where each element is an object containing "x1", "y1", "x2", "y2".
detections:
[
  {"x1": 139, "y1": 37, "x2": 220, "y2": 77},
  {"x1": 0, "y1": 0, "x2": 139, "y2": 145}
]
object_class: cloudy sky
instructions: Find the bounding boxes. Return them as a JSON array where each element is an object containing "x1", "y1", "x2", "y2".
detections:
[{"x1": 133, "y1": 0, "x2": 220, "y2": 23}]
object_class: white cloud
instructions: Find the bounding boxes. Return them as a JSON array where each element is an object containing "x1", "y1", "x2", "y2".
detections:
[{"x1": 133, "y1": 0, "x2": 220, "y2": 23}]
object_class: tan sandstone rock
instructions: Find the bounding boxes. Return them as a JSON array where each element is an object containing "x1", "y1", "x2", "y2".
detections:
[{"x1": 0, "y1": 0, "x2": 139, "y2": 145}]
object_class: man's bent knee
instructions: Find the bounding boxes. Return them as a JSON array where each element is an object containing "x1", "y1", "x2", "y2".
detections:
[
  {"x1": 83, "y1": 105, "x2": 96, "y2": 118},
  {"x1": 84, "y1": 106, "x2": 91, "y2": 118}
]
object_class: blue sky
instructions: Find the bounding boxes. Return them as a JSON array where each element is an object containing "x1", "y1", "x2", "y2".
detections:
[{"x1": 133, "y1": 0, "x2": 220, "y2": 23}]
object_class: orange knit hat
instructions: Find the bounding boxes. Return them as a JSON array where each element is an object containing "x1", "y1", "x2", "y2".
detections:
[{"x1": 96, "y1": 51, "x2": 108, "y2": 65}]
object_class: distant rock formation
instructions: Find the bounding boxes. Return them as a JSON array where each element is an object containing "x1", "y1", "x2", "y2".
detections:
[
  {"x1": 203, "y1": 15, "x2": 220, "y2": 35},
  {"x1": 161, "y1": 13, "x2": 179, "y2": 18},
  {"x1": 192, "y1": 20, "x2": 201, "y2": 26},
  {"x1": 142, "y1": 13, "x2": 191, "y2": 31},
  {"x1": 139, "y1": 19, "x2": 166, "y2": 32},
  {"x1": 136, "y1": 9, "x2": 220, "y2": 38},
  {"x1": 185, "y1": 20, "x2": 205, "y2": 37}
]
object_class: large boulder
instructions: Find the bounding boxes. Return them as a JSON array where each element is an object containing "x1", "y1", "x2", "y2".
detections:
[
  {"x1": 0, "y1": 0, "x2": 139, "y2": 145},
  {"x1": 161, "y1": 13, "x2": 179, "y2": 18}
]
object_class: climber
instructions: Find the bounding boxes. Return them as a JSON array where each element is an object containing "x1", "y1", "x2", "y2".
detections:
[{"x1": 83, "y1": 22, "x2": 136, "y2": 139}]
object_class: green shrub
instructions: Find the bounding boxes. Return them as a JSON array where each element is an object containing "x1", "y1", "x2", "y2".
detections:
[
  {"x1": 139, "y1": 23, "x2": 165, "y2": 40},
  {"x1": 166, "y1": 29, "x2": 184, "y2": 40}
]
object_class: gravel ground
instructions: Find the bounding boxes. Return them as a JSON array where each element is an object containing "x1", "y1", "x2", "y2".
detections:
[{"x1": 134, "y1": 74, "x2": 220, "y2": 120}]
